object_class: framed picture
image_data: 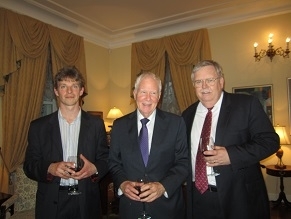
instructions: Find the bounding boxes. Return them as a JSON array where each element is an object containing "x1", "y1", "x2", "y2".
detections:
[
  {"x1": 287, "y1": 78, "x2": 291, "y2": 134},
  {"x1": 87, "y1": 111, "x2": 103, "y2": 119},
  {"x1": 232, "y1": 84, "x2": 273, "y2": 123}
]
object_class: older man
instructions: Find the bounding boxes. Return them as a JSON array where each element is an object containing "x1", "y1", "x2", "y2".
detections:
[{"x1": 109, "y1": 72, "x2": 188, "y2": 219}]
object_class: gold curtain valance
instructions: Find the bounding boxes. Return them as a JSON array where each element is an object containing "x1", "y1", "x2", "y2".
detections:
[
  {"x1": 131, "y1": 38, "x2": 166, "y2": 97},
  {"x1": 131, "y1": 28, "x2": 212, "y2": 111},
  {"x1": 165, "y1": 29, "x2": 211, "y2": 65},
  {"x1": 0, "y1": 8, "x2": 86, "y2": 92},
  {"x1": 7, "y1": 10, "x2": 50, "y2": 58}
]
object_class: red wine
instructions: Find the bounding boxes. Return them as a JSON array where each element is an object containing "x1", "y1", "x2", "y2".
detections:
[{"x1": 135, "y1": 186, "x2": 141, "y2": 195}]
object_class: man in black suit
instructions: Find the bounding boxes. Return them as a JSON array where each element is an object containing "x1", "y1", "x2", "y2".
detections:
[
  {"x1": 23, "y1": 66, "x2": 109, "y2": 219},
  {"x1": 182, "y1": 60, "x2": 279, "y2": 219},
  {"x1": 108, "y1": 72, "x2": 188, "y2": 219}
]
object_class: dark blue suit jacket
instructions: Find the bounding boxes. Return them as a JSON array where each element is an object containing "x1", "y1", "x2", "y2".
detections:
[
  {"x1": 182, "y1": 91, "x2": 279, "y2": 219},
  {"x1": 24, "y1": 110, "x2": 109, "y2": 219},
  {"x1": 109, "y1": 109, "x2": 189, "y2": 219}
]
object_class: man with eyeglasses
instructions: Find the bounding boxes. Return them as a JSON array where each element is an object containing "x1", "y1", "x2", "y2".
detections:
[{"x1": 182, "y1": 60, "x2": 279, "y2": 219}]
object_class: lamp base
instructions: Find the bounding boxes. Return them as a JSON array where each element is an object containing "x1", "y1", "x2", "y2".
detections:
[
  {"x1": 275, "y1": 164, "x2": 286, "y2": 169},
  {"x1": 275, "y1": 147, "x2": 286, "y2": 169}
]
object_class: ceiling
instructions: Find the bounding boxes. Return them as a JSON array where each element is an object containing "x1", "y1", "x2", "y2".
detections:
[{"x1": 1, "y1": 0, "x2": 291, "y2": 48}]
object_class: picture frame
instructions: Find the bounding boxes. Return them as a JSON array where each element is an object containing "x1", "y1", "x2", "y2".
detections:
[
  {"x1": 232, "y1": 84, "x2": 273, "y2": 124},
  {"x1": 87, "y1": 111, "x2": 103, "y2": 119},
  {"x1": 287, "y1": 78, "x2": 291, "y2": 134}
]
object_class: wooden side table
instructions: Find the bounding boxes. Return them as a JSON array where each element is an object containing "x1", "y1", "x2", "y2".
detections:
[
  {"x1": 265, "y1": 165, "x2": 291, "y2": 208},
  {"x1": 0, "y1": 192, "x2": 13, "y2": 219}
]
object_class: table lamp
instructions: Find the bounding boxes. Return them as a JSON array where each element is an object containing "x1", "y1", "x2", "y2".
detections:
[
  {"x1": 106, "y1": 107, "x2": 123, "y2": 128},
  {"x1": 274, "y1": 125, "x2": 290, "y2": 169}
]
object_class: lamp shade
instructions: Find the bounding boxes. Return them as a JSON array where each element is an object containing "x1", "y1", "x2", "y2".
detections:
[
  {"x1": 274, "y1": 125, "x2": 290, "y2": 145},
  {"x1": 106, "y1": 107, "x2": 123, "y2": 120}
]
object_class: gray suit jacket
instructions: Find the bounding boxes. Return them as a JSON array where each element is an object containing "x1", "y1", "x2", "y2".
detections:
[
  {"x1": 23, "y1": 110, "x2": 109, "y2": 219},
  {"x1": 182, "y1": 91, "x2": 279, "y2": 219},
  {"x1": 109, "y1": 108, "x2": 189, "y2": 219}
]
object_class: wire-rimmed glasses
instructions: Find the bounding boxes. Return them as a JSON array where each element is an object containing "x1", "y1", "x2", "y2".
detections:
[{"x1": 193, "y1": 77, "x2": 220, "y2": 88}]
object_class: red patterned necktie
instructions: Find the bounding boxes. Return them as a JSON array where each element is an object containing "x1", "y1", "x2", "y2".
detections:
[{"x1": 195, "y1": 107, "x2": 213, "y2": 194}]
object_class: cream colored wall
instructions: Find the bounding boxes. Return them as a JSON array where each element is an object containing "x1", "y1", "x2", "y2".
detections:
[
  {"x1": 82, "y1": 42, "x2": 135, "y2": 131},
  {"x1": 83, "y1": 12, "x2": 291, "y2": 200},
  {"x1": 108, "y1": 46, "x2": 136, "y2": 115}
]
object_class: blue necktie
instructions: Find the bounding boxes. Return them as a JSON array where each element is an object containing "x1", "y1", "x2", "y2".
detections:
[{"x1": 139, "y1": 118, "x2": 150, "y2": 166}]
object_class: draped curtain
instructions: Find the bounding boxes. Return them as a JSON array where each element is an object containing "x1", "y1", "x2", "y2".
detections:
[
  {"x1": 131, "y1": 29, "x2": 211, "y2": 112},
  {"x1": 131, "y1": 38, "x2": 166, "y2": 96},
  {"x1": 0, "y1": 8, "x2": 86, "y2": 193}
]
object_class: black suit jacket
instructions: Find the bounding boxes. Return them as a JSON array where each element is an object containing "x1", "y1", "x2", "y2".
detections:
[
  {"x1": 108, "y1": 109, "x2": 189, "y2": 219},
  {"x1": 23, "y1": 110, "x2": 109, "y2": 219},
  {"x1": 182, "y1": 91, "x2": 279, "y2": 219}
]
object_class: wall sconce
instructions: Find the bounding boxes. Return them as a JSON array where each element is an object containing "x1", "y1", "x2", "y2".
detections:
[
  {"x1": 106, "y1": 107, "x2": 124, "y2": 128},
  {"x1": 253, "y1": 33, "x2": 290, "y2": 62},
  {"x1": 273, "y1": 125, "x2": 290, "y2": 169}
]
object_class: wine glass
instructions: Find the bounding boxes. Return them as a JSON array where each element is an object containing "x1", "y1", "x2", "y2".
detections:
[
  {"x1": 136, "y1": 178, "x2": 151, "y2": 219},
  {"x1": 67, "y1": 155, "x2": 83, "y2": 195},
  {"x1": 199, "y1": 137, "x2": 220, "y2": 176}
]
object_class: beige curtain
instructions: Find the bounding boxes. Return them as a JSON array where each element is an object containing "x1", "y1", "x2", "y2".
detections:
[
  {"x1": 0, "y1": 8, "x2": 86, "y2": 193},
  {"x1": 131, "y1": 29, "x2": 212, "y2": 112},
  {"x1": 131, "y1": 38, "x2": 166, "y2": 97},
  {"x1": 165, "y1": 29, "x2": 212, "y2": 111},
  {"x1": 49, "y1": 25, "x2": 86, "y2": 79}
]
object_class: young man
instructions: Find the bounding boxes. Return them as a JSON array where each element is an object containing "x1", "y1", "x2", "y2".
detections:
[{"x1": 24, "y1": 66, "x2": 109, "y2": 219}]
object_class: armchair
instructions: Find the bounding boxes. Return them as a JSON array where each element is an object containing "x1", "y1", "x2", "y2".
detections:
[{"x1": 0, "y1": 165, "x2": 37, "y2": 219}]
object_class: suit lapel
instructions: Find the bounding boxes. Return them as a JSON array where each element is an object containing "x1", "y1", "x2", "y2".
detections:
[
  {"x1": 49, "y1": 112, "x2": 63, "y2": 157},
  {"x1": 127, "y1": 111, "x2": 139, "y2": 147},
  {"x1": 78, "y1": 111, "x2": 91, "y2": 155},
  {"x1": 215, "y1": 92, "x2": 232, "y2": 145},
  {"x1": 126, "y1": 111, "x2": 146, "y2": 167},
  {"x1": 148, "y1": 109, "x2": 167, "y2": 165}
]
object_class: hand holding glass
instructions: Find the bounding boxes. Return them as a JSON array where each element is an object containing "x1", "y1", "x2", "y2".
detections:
[
  {"x1": 199, "y1": 137, "x2": 220, "y2": 176},
  {"x1": 67, "y1": 155, "x2": 83, "y2": 195},
  {"x1": 136, "y1": 178, "x2": 151, "y2": 219}
]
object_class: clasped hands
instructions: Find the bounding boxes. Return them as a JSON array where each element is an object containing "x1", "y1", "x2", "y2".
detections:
[
  {"x1": 47, "y1": 154, "x2": 97, "y2": 180},
  {"x1": 203, "y1": 145, "x2": 231, "y2": 166},
  {"x1": 120, "y1": 180, "x2": 165, "y2": 202}
]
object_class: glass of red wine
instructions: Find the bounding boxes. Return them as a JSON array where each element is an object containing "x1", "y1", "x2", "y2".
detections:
[
  {"x1": 199, "y1": 137, "x2": 220, "y2": 176},
  {"x1": 135, "y1": 178, "x2": 151, "y2": 219},
  {"x1": 67, "y1": 155, "x2": 83, "y2": 195}
]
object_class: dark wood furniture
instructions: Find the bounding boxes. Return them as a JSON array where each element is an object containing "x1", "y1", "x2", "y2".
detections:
[
  {"x1": 87, "y1": 110, "x2": 118, "y2": 216},
  {"x1": 265, "y1": 165, "x2": 291, "y2": 208},
  {"x1": 0, "y1": 192, "x2": 14, "y2": 219}
]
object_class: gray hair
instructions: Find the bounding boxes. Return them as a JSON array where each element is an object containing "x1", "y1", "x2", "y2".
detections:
[
  {"x1": 134, "y1": 72, "x2": 162, "y2": 94},
  {"x1": 191, "y1": 60, "x2": 224, "y2": 81}
]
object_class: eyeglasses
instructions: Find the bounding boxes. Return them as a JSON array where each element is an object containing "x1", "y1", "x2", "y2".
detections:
[{"x1": 193, "y1": 77, "x2": 220, "y2": 88}]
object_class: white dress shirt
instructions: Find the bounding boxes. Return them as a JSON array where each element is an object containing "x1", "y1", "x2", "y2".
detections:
[{"x1": 191, "y1": 92, "x2": 223, "y2": 186}]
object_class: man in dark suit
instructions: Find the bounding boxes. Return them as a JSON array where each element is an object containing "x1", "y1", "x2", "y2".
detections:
[
  {"x1": 182, "y1": 60, "x2": 279, "y2": 219},
  {"x1": 108, "y1": 72, "x2": 188, "y2": 219},
  {"x1": 23, "y1": 66, "x2": 109, "y2": 219}
]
